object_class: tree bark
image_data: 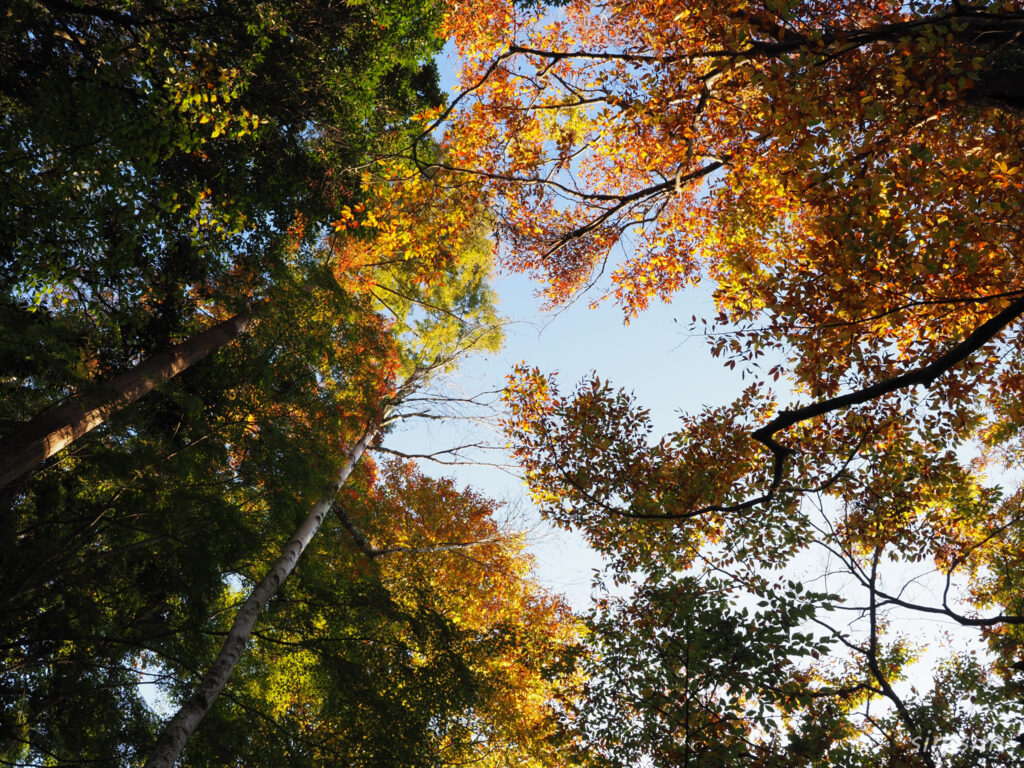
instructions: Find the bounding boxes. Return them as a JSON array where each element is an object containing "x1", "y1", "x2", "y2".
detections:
[
  {"x1": 142, "y1": 418, "x2": 382, "y2": 768},
  {"x1": 0, "y1": 312, "x2": 252, "y2": 490}
]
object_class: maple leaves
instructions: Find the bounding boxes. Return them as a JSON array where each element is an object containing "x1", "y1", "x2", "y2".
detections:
[
  {"x1": 184, "y1": 457, "x2": 588, "y2": 768},
  {"x1": 444, "y1": 0, "x2": 1024, "y2": 322}
]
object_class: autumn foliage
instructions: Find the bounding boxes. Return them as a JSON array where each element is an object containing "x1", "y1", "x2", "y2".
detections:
[
  {"x1": 451, "y1": 0, "x2": 1024, "y2": 764},
  {"x1": 9, "y1": 0, "x2": 1024, "y2": 765}
]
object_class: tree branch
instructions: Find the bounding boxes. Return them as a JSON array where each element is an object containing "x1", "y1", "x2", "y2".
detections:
[{"x1": 332, "y1": 501, "x2": 508, "y2": 560}]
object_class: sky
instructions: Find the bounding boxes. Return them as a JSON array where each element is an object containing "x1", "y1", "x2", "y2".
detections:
[{"x1": 386, "y1": 262, "x2": 746, "y2": 609}]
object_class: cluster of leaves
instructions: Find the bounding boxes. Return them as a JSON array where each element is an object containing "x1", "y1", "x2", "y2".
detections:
[
  {"x1": 440, "y1": 0, "x2": 1024, "y2": 765},
  {"x1": 0, "y1": 2, "x2": 592, "y2": 767},
  {"x1": 583, "y1": 576, "x2": 843, "y2": 767},
  {"x1": 1, "y1": 0, "x2": 445, "y2": 357},
  {"x1": 301, "y1": 460, "x2": 589, "y2": 768},
  {"x1": 157, "y1": 461, "x2": 588, "y2": 768}
]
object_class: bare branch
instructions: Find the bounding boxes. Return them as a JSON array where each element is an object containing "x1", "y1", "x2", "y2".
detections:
[{"x1": 331, "y1": 502, "x2": 511, "y2": 560}]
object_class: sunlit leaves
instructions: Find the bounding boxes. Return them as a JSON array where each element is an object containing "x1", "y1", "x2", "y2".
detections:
[
  {"x1": 474, "y1": 4, "x2": 1024, "y2": 764},
  {"x1": 320, "y1": 142, "x2": 504, "y2": 377},
  {"x1": 200, "y1": 460, "x2": 589, "y2": 768}
]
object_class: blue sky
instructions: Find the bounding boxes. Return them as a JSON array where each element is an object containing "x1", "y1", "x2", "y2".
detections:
[{"x1": 386, "y1": 261, "x2": 749, "y2": 608}]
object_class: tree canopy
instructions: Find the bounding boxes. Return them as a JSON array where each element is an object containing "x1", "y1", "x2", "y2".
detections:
[
  {"x1": 1, "y1": 1, "x2": 587, "y2": 766},
  {"x1": 8, "y1": 0, "x2": 1024, "y2": 766},
  {"x1": 2, "y1": 0, "x2": 444, "y2": 375},
  {"x1": 442, "y1": 0, "x2": 1024, "y2": 765}
]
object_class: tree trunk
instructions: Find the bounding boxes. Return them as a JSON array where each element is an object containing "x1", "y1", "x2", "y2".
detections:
[
  {"x1": 0, "y1": 312, "x2": 253, "y2": 490},
  {"x1": 143, "y1": 420, "x2": 381, "y2": 768}
]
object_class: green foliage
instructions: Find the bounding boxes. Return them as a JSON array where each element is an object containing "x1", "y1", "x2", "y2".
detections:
[
  {"x1": 0, "y1": 228, "x2": 509, "y2": 765},
  {"x1": 0, "y1": 0, "x2": 445, "y2": 344},
  {"x1": 0, "y1": 0, "x2": 514, "y2": 752},
  {"x1": 177, "y1": 579, "x2": 482, "y2": 768},
  {"x1": 583, "y1": 575, "x2": 839, "y2": 768}
]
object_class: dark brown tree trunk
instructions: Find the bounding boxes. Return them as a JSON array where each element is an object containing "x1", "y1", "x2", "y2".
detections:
[{"x1": 0, "y1": 312, "x2": 253, "y2": 490}]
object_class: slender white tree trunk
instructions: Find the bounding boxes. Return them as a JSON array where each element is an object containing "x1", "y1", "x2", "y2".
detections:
[
  {"x1": 143, "y1": 422, "x2": 379, "y2": 768},
  {"x1": 0, "y1": 312, "x2": 253, "y2": 490}
]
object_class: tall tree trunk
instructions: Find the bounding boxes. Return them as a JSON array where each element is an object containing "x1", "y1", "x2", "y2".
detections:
[
  {"x1": 0, "y1": 312, "x2": 253, "y2": 490},
  {"x1": 142, "y1": 414, "x2": 385, "y2": 768}
]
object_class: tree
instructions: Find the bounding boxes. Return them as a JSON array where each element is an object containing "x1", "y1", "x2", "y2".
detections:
[
  {"x1": 0, "y1": 311, "x2": 253, "y2": 490},
  {"x1": 0, "y1": 0, "x2": 449, "y2": 479},
  {"x1": 0, "y1": 132, "x2": 491, "y2": 490},
  {"x1": 180, "y1": 459, "x2": 588, "y2": 768},
  {"x1": 0, "y1": 124, "x2": 510, "y2": 764},
  {"x1": 335, "y1": 460, "x2": 590, "y2": 768},
  {"x1": 0, "y1": 2, "x2": 601, "y2": 766},
  {"x1": 0, "y1": 256, "x2": 403, "y2": 766},
  {"x1": 1, "y1": 0, "x2": 445, "y2": 312},
  {"x1": 143, "y1": 376, "x2": 400, "y2": 768},
  {"x1": 444, "y1": 0, "x2": 1024, "y2": 305},
  {"x1": 141, "y1": 155, "x2": 510, "y2": 759},
  {"x1": 439, "y1": 1, "x2": 1024, "y2": 764}
]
